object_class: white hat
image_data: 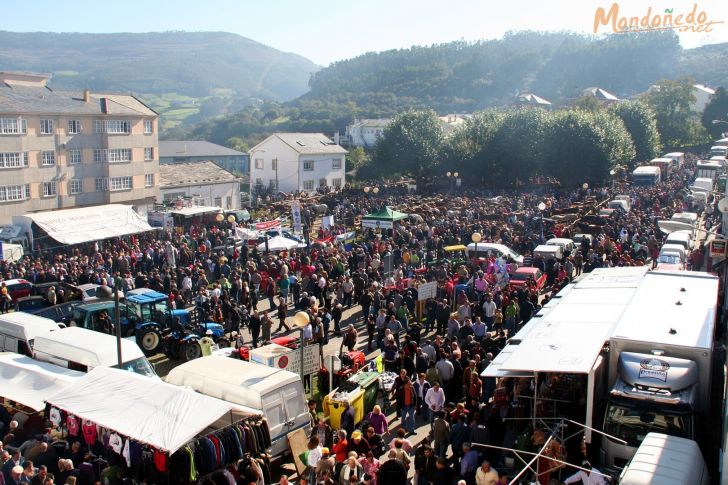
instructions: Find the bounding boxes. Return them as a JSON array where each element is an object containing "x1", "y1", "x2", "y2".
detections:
[{"x1": 205, "y1": 329, "x2": 213, "y2": 336}]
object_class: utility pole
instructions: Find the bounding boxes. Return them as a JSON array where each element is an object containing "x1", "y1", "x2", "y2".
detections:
[{"x1": 114, "y1": 275, "x2": 123, "y2": 368}]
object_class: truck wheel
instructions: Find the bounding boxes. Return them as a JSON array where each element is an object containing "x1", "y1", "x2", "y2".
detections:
[
  {"x1": 138, "y1": 328, "x2": 161, "y2": 356},
  {"x1": 182, "y1": 342, "x2": 202, "y2": 361}
]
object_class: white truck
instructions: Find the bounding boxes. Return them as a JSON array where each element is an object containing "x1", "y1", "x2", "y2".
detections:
[{"x1": 601, "y1": 271, "x2": 718, "y2": 467}]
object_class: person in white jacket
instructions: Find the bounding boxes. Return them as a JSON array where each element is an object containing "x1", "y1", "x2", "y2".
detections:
[{"x1": 424, "y1": 382, "x2": 445, "y2": 429}]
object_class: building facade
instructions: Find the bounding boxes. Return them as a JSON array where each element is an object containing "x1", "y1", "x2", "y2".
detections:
[
  {"x1": 159, "y1": 140, "x2": 249, "y2": 176},
  {"x1": 0, "y1": 72, "x2": 159, "y2": 223},
  {"x1": 249, "y1": 133, "x2": 347, "y2": 194},
  {"x1": 345, "y1": 119, "x2": 390, "y2": 148},
  {"x1": 158, "y1": 161, "x2": 241, "y2": 210}
]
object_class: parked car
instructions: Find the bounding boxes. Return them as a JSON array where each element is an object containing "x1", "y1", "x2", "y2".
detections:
[
  {"x1": 32, "y1": 282, "x2": 85, "y2": 302},
  {"x1": 14, "y1": 296, "x2": 50, "y2": 314},
  {"x1": 509, "y1": 267, "x2": 547, "y2": 290},
  {"x1": 34, "y1": 301, "x2": 83, "y2": 324},
  {"x1": 4, "y1": 279, "x2": 33, "y2": 301}
]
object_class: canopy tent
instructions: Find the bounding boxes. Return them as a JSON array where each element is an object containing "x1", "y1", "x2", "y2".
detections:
[
  {"x1": 0, "y1": 353, "x2": 83, "y2": 411},
  {"x1": 234, "y1": 227, "x2": 260, "y2": 240},
  {"x1": 361, "y1": 206, "x2": 408, "y2": 230},
  {"x1": 14, "y1": 204, "x2": 154, "y2": 246},
  {"x1": 45, "y1": 366, "x2": 258, "y2": 454},
  {"x1": 170, "y1": 206, "x2": 222, "y2": 218},
  {"x1": 257, "y1": 235, "x2": 306, "y2": 252}
]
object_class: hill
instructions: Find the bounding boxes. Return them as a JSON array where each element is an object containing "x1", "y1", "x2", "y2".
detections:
[
  {"x1": 188, "y1": 30, "x2": 722, "y2": 145},
  {"x1": 0, "y1": 31, "x2": 319, "y2": 128}
]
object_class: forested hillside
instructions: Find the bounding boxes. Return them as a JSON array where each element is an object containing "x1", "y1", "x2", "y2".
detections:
[{"x1": 178, "y1": 31, "x2": 727, "y2": 146}]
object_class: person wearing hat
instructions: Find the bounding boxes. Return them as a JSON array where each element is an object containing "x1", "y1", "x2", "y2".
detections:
[
  {"x1": 346, "y1": 430, "x2": 371, "y2": 457},
  {"x1": 199, "y1": 329, "x2": 215, "y2": 356},
  {"x1": 315, "y1": 447, "x2": 335, "y2": 482},
  {"x1": 561, "y1": 460, "x2": 608, "y2": 485}
]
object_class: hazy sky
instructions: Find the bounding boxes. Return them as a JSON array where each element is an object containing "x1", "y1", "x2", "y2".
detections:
[{"x1": 3, "y1": 0, "x2": 728, "y2": 65}]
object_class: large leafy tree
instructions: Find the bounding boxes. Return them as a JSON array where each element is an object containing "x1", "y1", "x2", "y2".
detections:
[
  {"x1": 488, "y1": 108, "x2": 548, "y2": 186},
  {"x1": 370, "y1": 109, "x2": 444, "y2": 180},
  {"x1": 609, "y1": 100, "x2": 661, "y2": 168},
  {"x1": 543, "y1": 110, "x2": 634, "y2": 187},
  {"x1": 441, "y1": 110, "x2": 505, "y2": 178},
  {"x1": 643, "y1": 77, "x2": 706, "y2": 146},
  {"x1": 701, "y1": 86, "x2": 728, "y2": 139}
]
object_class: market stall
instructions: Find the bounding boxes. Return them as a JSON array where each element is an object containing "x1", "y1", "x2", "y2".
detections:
[
  {"x1": 45, "y1": 366, "x2": 271, "y2": 484},
  {"x1": 361, "y1": 206, "x2": 408, "y2": 230}
]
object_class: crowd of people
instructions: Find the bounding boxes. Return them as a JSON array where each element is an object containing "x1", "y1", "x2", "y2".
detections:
[{"x1": 0, "y1": 151, "x2": 716, "y2": 485}]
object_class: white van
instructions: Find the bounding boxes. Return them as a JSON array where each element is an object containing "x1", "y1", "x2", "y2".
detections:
[
  {"x1": 0, "y1": 312, "x2": 61, "y2": 357},
  {"x1": 545, "y1": 238, "x2": 575, "y2": 256},
  {"x1": 710, "y1": 156, "x2": 727, "y2": 167},
  {"x1": 663, "y1": 152, "x2": 685, "y2": 168},
  {"x1": 691, "y1": 177, "x2": 714, "y2": 192},
  {"x1": 166, "y1": 356, "x2": 311, "y2": 460},
  {"x1": 465, "y1": 242, "x2": 524, "y2": 265},
  {"x1": 32, "y1": 327, "x2": 157, "y2": 378},
  {"x1": 670, "y1": 212, "x2": 698, "y2": 237},
  {"x1": 533, "y1": 244, "x2": 562, "y2": 260},
  {"x1": 618, "y1": 433, "x2": 708, "y2": 485},
  {"x1": 665, "y1": 231, "x2": 694, "y2": 251},
  {"x1": 710, "y1": 145, "x2": 728, "y2": 158}
]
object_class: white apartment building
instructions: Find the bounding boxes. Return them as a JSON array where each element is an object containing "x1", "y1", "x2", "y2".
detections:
[
  {"x1": 346, "y1": 119, "x2": 390, "y2": 148},
  {"x1": 249, "y1": 133, "x2": 347, "y2": 194}
]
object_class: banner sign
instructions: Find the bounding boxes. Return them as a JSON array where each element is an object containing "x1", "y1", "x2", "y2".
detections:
[
  {"x1": 291, "y1": 201, "x2": 302, "y2": 233},
  {"x1": 254, "y1": 219, "x2": 282, "y2": 231},
  {"x1": 361, "y1": 219, "x2": 393, "y2": 230}
]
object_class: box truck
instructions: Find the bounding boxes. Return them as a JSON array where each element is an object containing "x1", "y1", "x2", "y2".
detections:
[{"x1": 601, "y1": 271, "x2": 718, "y2": 467}]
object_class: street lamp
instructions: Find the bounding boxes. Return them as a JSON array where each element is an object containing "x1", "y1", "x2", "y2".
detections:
[
  {"x1": 446, "y1": 172, "x2": 458, "y2": 192},
  {"x1": 363, "y1": 186, "x2": 370, "y2": 193},
  {"x1": 609, "y1": 169, "x2": 616, "y2": 189},
  {"x1": 537, "y1": 202, "x2": 546, "y2": 243},
  {"x1": 471, "y1": 232, "x2": 482, "y2": 264},
  {"x1": 372, "y1": 187, "x2": 379, "y2": 194},
  {"x1": 293, "y1": 311, "x2": 310, "y2": 388}
]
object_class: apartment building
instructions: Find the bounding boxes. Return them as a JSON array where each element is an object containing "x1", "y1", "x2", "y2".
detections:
[{"x1": 0, "y1": 71, "x2": 159, "y2": 224}]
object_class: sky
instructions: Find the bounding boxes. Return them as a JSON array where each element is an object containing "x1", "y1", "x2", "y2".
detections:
[{"x1": 2, "y1": 0, "x2": 728, "y2": 65}]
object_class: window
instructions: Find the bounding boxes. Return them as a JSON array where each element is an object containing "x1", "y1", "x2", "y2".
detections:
[
  {"x1": 68, "y1": 120, "x2": 81, "y2": 134},
  {"x1": 332, "y1": 159, "x2": 342, "y2": 169},
  {"x1": 144, "y1": 120, "x2": 153, "y2": 134},
  {"x1": 255, "y1": 178, "x2": 263, "y2": 186},
  {"x1": 269, "y1": 180, "x2": 278, "y2": 191},
  {"x1": 0, "y1": 118, "x2": 26, "y2": 135},
  {"x1": 319, "y1": 178, "x2": 327, "y2": 188},
  {"x1": 271, "y1": 158, "x2": 278, "y2": 171},
  {"x1": 110, "y1": 176, "x2": 132, "y2": 191},
  {"x1": 214, "y1": 197, "x2": 222, "y2": 207},
  {"x1": 226, "y1": 196, "x2": 232, "y2": 209},
  {"x1": 163, "y1": 192, "x2": 185, "y2": 202},
  {"x1": 144, "y1": 174, "x2": 154, "y2": 187},
  {"x1": 42, "y1": 182, "x2": 57, "y2": 197},
  {"x1": 0, "y1": 152, "x2": 29, "y2": 169},
  {"x1": 95, "y1": 177, "x2": 108, "y2": 192},
  {"x1": 41, "y1": 151, "x2": 56, "y2": 166},
  {"x1": 303, "y1": 160, "x2": 314, "y2": 171},
  {"x1": 40, "y1": 119, "x2": 54, "y2": 135},
  {"x1": 144, "y1": 147, "x2": 153, "y2": 161},
  {"x1": 95, "y1": 148, "x2": 132, "y2": 163},
  {"x1": 255, "y1": 158, "x2": 264, "y2": 170},
  {"x1": 0, "y1": 184, "x2": 30, "y2": 202},
  {"x1": 332, "y1": 178, "x2": 342, "y2": 188},
  {"x1": 68, "y1": 150, "x2": 81, "y2": 165},
  {"x1": 94, "y1": 120, "x2": 130, "y2": 134},
  {"x1": 303, "y1": 180, "x2": 314, "y2": 191},
  {"x1": 69, "y1": 179, "x2": 83, "y2": 195}
]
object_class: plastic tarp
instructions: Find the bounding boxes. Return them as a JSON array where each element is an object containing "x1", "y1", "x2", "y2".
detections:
[
  {"x1": 257, "y1": 235, "x2": 305, "y2": 251},
  {"x1": 15, "y1": 204, "x2": 154, "y2": 245},
  {"x1": 44, "y1": 366, "x2": 244, "y2": 454},
  {"x1": 0, "y1": 353, "x2": 83, "y2": 411}
]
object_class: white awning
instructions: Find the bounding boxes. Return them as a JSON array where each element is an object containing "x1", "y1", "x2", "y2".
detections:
[
  {"x1": 0, "y1": 353, "x2": 83, "y2": 410},
  {"x1": 257, "y1": 235, "x2": 305, "y2": 251},
  {"x1": 170, "y1": 206, "x2": 222, "y2": 217},
  {"x1": 16, "y1": 204, "x2": 154, "y2": 245},
  {"x1": 45, "y1": 366, "x2": 249, "y2": 454}
]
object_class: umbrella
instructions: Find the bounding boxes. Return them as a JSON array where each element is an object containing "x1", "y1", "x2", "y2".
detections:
[{"x1": 257, "y1": 236, "x2": 305, "y2": 252}]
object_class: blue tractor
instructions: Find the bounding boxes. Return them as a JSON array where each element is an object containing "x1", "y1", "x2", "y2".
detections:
[{"x1": 125, "y1": 289, "x2": 225, "y2": 361}]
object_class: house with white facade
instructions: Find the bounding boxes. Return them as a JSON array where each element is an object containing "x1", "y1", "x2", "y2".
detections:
[
  {"x1": 582, "y1": 87, "x2": 620, "y2": 106},
  {"x1": 249, "y1": 133, "x2": 347, "y2": 194},
  {"x1": 346, "y1": 119, "x2": 390, "y2": 148},
  {"x1": 158, "y1": 160, "x2": 241, "y2": 209},
  {"x1": 647, "y1": 83, "x2": 715, "y2": 114}
]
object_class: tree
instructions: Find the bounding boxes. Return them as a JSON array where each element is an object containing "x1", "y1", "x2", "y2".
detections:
[
  {"x1": 609, "y1": 100, "x2": 661, "y2": 168},
  {"x1": 543, "y1": 110, "x2": 635, "y2": 187},
  {"x1": 573, "y1": 95, "x2": 605, "y2": 113},
  {"x1": 370, "y1": 109, "x2": 444, "y2": 180},
  {"x1": 701, "y1": 86, "x2": 728, "y2": 139},
  {"x1": 488, "y1": 108, "x2": 548, "y2": 186},
  {"x1": 346, "y1": 146, "x2": 369, "y2": 171},
  {"x1": 226, "y1": 136, "x2": 249, "y2": 153},
  {"x1": 644, "y1": 77, "x2": 706, "y2": 146}
]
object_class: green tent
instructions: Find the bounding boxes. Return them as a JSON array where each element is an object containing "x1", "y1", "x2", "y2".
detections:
[{"x1": 361, "y1": 206, "x2": 408, "y2": 229}]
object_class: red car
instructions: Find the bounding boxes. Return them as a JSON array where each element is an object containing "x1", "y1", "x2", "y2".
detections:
[
  {"x1": 509, "y1": 267, "x2": 547, "y2": 290},
  {"x1": 4, "y1": 278, "x2": 33, "y2": 301}
]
